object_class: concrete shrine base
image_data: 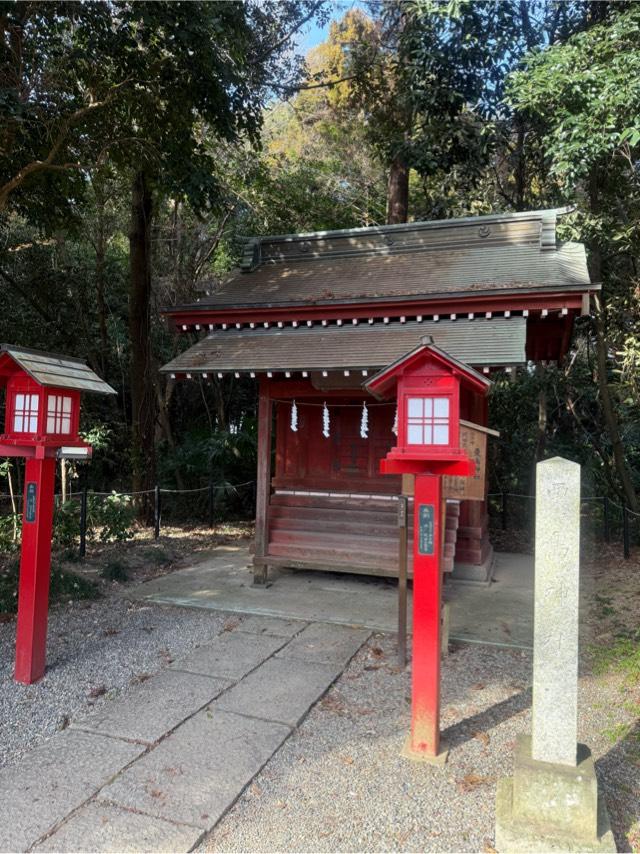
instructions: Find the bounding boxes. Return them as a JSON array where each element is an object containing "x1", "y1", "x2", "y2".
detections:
[{"x1": 495, "y1": 735, "x2": 616, "y2": 853}]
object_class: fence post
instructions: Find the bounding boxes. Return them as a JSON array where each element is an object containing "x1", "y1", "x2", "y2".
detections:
[
  {"x1": 603, "y1": 496, "x2": 610, "y2": 543},
  {"x1": 623, "y1": 506, "x2": 630, "y2": 559},
  {"x1": 208, "y1": 478, "x2": 215, "y2": 529},
  {"x1": 154, "y1": 485, "x2": 161, "y2": 540},
  {"x1": 79, "y1": 484, "x2": 88, "y2": 559},
  {"x1": 501, "y1": 492, "x2": 508, "y2": 531}
]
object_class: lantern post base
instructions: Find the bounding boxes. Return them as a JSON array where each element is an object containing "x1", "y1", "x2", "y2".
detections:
[{"x1": 401, "y1": 735, "x2": 449, "y2": 766}]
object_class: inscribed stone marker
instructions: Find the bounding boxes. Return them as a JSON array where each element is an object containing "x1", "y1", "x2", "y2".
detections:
[{"x1": 531, "y1": 456, "x2": 580, "y2": 766}]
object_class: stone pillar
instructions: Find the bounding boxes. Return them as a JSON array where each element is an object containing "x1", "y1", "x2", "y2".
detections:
[
  {"x1": 495, "y1": 457, "x2": 615, "y2": 853},
  {"x1": 531, "y1": 457, "x2": 580, "y2": 766}
]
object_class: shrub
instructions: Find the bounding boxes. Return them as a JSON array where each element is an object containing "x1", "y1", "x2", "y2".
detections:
[
  {"x1": 0, "y1": 560, "x2": 99, "y2": 613},
  {"x1": 89, "y1": 492, "x2": 135, "y2": 543},
  {"x1": 0, "y1": 514, "x2": 20, "y2": 554}
]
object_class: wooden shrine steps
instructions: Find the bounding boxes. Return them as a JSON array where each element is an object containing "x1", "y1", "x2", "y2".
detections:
[{"x1": 259, "y1": 492, "x2": 461, "y2": 579}]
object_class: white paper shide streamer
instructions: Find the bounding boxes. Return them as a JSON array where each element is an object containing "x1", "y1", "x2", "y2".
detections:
[
  {"x1": 360, "y1": 402, "x2": 369, "y2": 439},
  {"x1": 392, "y1": 405, "x2": 398, "y2": 436},
  {"x1": 322, "y1": 402, "x2": 330, "y2": 438},
  {"x1": 290, "y1": 400, "x2": 298, "y2": 432}
]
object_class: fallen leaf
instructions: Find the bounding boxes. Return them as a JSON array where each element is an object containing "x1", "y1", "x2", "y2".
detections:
[
  {"x1": 471, "y1": 682, "x2": 485, "y2": 691},
  {"x1": 341, "y1": 755, "x2": 354, "y2": 765},
  {"x1": 474, "y1": 731, "x2": 491, "y2": 748},
  {"x1": 88, "y1": 684, "x2": 107, "y2": 699},
  {"x1": 483, "y1": 840, "x2": 497, "y2": 853},
  {"x1": 457, "y1": 772, "x2": 490, "y2": 793},
  {"x1": 223, "y1": 618, "x2": 240, "y2": 633},
  {"x1": 370, "y1": 646, "x2": 384, "y2": 658}
]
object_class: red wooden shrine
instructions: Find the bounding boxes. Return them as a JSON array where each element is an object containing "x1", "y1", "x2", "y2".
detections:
[
  {"x1": 162, "y1": 208, "x2": 597, "y2": 584},
  {"x1": 366, "y1": 337, "x2": 490, "y2": 760},
  {"x1": 0, "y1": 345, "x2": 115, "y2": 684}
]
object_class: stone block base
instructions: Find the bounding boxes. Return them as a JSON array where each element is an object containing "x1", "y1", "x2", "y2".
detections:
[
  {"x1": 496, "y1": 779, "x2": 616, "y2": 853},
  {"x1": 400, "y1": 736, "x2": 449, "y2": 766},
  {"x1": 449, "y1": 547, "x2": 495, "y2": 586},
  {"x1": 495, "y1": 736, "x2": 616, "y2": 853}
]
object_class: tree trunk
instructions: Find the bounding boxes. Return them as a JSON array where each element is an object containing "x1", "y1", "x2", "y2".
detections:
[
  {"x1": 94, "y1": 192, "x2": 109, "y2": 375},
  {"x1": 593, "y1": 294, "x2": 638, "y2": 511},
  {"x1": 386, "y1": 155, "x2": 409, "y2": 224},
  {"x1": 587, "y1": 166, "x2": 638, "y2": 512},
  {"x1": 155, "y1": 376, "x2": 186, "y2": 491},
  {"x1": 128, "y1": 170, "x2": 157, "y2": 515}
]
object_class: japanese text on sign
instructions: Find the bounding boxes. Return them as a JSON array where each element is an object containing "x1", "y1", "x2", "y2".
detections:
[
  {"x1": 418, "y1": 504, "x2": 435, "y2": 555},
  {"x1": 25, "y1": 483, "x2": 37, "y2": 523}
]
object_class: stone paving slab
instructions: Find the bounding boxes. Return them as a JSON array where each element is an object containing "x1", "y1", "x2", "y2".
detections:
[
  {"x1": 275, "y1": 621, "x2": 370, "y2": 666},
  {"x1": 100, "y1": 707, "x2": 290, "y2": 830},
  {"x1": 170, "y1": 631, "x2": 286, "y2": 681},
  {"x1": 71, "y1": 669, "x2": 230, "y2": 745},
  {"x1": 236, "y1": 614, "x2": 308, "y2": 638},
  {"x1": 215, "y1": 655, "x2": 342, "y2": 727},
  {"x1": 33, "y1": 801, "x2": 202, "y2": 853},
  {"x1": 0, "y1": 730, "x2": 144, "y2": 853}
]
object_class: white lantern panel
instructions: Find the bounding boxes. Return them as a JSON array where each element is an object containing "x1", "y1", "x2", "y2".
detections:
[
  {"x1": 13, "y1": 392, "x2": 39, "y2": 433},
  {"x1": 407, "y1": 397, "x2": 423, "y2": 418},
  {"x1": 433, "y1": 424, "x2": 449, "y2": 444},
  {"x1": 407, "y1": 424, "x2": 423, "y2": 445},
  {"x1": 434, "y1": 398, "x2": 449, "y2": 417}
]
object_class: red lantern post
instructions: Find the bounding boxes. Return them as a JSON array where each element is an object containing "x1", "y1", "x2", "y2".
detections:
[
  {"x1": 0, "y1": 345, "x2": 115, "y2": 684},
  {"x1": 366, "y1": 336, "x2": 490, "y2": 762}
]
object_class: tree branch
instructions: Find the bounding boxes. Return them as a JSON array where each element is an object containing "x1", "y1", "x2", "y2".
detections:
[
  {"x1": 257, "y1": 1, "x2": 326, "y2": 62},
  {"x1": 0, "y1": 79, "x2": 132, "y2": 210},
  {"x1": 0, "y1": 266, "x2": 54, "y2": 322}
]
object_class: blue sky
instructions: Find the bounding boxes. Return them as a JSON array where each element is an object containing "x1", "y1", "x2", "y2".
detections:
[{"x1": 297, "y1": 0, "x2": 365, "y2": 53}]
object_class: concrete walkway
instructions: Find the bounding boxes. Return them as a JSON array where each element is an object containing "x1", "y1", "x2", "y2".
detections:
[
  {"x1": 0, "y1": 617, "x2": 370, "y2": 852},
  {"x1": 128, "y1": 546, "x2": 536, "y2": 648}
]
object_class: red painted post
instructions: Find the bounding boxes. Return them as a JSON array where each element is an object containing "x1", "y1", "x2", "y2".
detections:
[
  {"x1": 14, "y1": 456, "x2": 57, "y2": 684},
  {"x1": 409, "y1": 471, "x2": 444, "y2": 759}
]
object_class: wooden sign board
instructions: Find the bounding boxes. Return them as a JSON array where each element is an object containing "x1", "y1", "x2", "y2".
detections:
[
  {"x1": 443, "y1": 422, "x2": 489, "y2": 501},
  {"x1": 400, "y1": 421, "x2": 496, "y2": 502}
]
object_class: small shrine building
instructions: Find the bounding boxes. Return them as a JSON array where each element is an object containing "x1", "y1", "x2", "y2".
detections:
[{"x1": 161, "y1": 208, "x2": 596, "y2": 584}]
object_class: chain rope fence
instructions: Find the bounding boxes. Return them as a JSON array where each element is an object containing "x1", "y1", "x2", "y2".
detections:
[
  {"x1": 0, "y1": 479, "x2": 256, "y2": 558},
  {"x1": 0, "y1": 484, "x2": 637, "y2": 560},
  {"x1": 487, "y1": 491, "x2": 639, "y2": 559}
]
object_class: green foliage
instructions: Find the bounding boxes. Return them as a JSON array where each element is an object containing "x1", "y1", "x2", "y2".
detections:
[
  {"x1": 48, "y1": 493, "x2": 135, "y2": 553},
  {"x1": 0, "y1": 560, "x2": 99, "y2": 614},
  {"x1": 0, "y1": 514, "x2": 20, "y2": 554},
  {"x1": 53, "y1": 500, "x2": 82, "y2": 550},
  {"x1": 509, "y1": 7, "x2": 640, "y2": 194},
  {"x1": 592, "y1": 629, "x2": 640, "y2": 686},
  {"x1": 89, "y1": 494, "x2": 136, "y2": 543}
]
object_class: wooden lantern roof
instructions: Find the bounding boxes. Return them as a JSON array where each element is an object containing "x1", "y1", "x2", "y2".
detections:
[
  {"x1": 0, "y1": 345, "x2": 116, "y2": 395},
  {"x1": 365, "y1": 336, "x2": 492, "y2": 400}
]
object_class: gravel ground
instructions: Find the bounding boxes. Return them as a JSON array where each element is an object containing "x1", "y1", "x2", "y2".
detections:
[
  {"x1": 1, "y1": 537, "x2": 638, "y2": 852},
  {"x1": 201, "y1": 633, "x2": 639, "y2": 853},
  {"x1": 0, "y1": 594, "x2": 229, "y2": 768}
]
